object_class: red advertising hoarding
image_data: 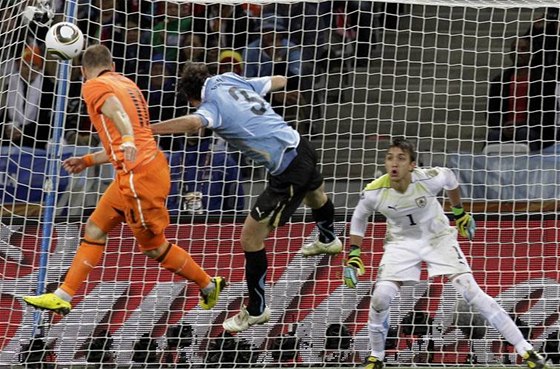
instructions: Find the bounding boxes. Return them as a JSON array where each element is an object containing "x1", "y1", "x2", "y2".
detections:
[{"x1": 0, "y1": 220, "x2": 559, "y2": 366}]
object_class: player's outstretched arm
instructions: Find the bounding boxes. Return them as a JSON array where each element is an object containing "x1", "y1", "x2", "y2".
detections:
[
  {"x1": 63, "y1": 150, "x2": 109, "y2": 174},
  {"x1": 151, "y1": 115, "x2": 204, "y2": 135},
  {"x1": 269, "y1": 75, "x2": 287, "y2": 91}
]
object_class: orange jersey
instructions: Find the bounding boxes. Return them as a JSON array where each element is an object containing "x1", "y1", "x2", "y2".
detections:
[{"x1": 82, "y1": 71, "x2": 158, "y2": 172}]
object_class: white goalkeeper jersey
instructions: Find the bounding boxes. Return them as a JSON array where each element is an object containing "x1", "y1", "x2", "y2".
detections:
[{"x1": 350, "y1": 167, "x2": 459, "y2": 242}]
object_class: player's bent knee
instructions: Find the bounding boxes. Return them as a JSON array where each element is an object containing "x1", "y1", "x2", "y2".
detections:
[
  {"x1": 240, "y1": 236, "x2": 266, "y2": 252},
  {"x1": 303, "y1": 186, "x2": 327, "y2": 208},
  {"x1": 451, "y1": 273, "x2": 480, "y2": 303},
  {"x1": 84, "y1": 219, "x2": 108, "y2": 242},
  {"x1": 143, "y1": 246, "x2": 162, "y2": 259},
  {"x1": 371, "y1": 293, "x2": 392, "y2": 312},
  {"x1": 451, "y1": 273, "x2": 499, "y2": 316},
  {"x1": 370, "y1": 281, "x2": 400, "y2": 312},
  {"x1": 139, "y1": 236, "x2": 169, "y2": 259},
  {"x1": 143, "y1": 242, "x2": 170, "y2": 260},
  {"x1": 240, "y1": 217, "x2": 270, "y2": 252},
  {"x1": 136, "y1": 231, "x2": 167, "y2": 254}
]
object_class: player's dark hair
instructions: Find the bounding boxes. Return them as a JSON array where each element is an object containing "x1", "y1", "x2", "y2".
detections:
[
  {"x1": 179, "y1": 62, "x2": 211, "y2": 102},
  {"x1": 81, "y1": 44, "x2": 112, "y2": 70},
  {"x1": 389, "y1": 137, "x2": 416, "y2": 162}
]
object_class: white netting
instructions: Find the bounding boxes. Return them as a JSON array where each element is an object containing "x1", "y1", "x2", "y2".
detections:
[{"x1": 1, "y1": 0, "x2": 559, "y2": 367}]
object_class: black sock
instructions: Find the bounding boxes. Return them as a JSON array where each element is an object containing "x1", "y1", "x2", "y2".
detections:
[
  {"x1": 312, "y1": 198, "x2": 336, "y2": 243},
  {"x1": 245, "y1": 249, "x2": 268, "y2": 316}
]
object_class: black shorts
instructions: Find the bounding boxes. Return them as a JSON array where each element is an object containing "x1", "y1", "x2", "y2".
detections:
[{"x1": 251, "y1": 137, "x2": 323, "y2": 227}]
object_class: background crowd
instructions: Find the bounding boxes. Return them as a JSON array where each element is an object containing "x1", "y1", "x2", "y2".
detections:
[
  {"x1": 0, "y1": 1, "x2": 559, "y2": 217},
  {"x1": 0, "y1": 0, "x2": 377, "y2": 216},
  {"x1": 486, "y1": 7, "x2": 560, "y2": 152}
]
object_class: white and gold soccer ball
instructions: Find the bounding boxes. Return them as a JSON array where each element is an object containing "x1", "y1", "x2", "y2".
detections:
[{"x1": 45, "y1": 22, "x2": 84, "y2": 60}]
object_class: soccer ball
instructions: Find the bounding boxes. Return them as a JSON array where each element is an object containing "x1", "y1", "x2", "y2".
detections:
[{"x1": 45, "y1": 22, "x2": 84, "y2": 60}]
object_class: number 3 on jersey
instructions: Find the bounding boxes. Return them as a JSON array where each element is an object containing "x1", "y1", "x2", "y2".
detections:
[{"x1": 228, "y1": 86, "x2": 267, "y2": 115}]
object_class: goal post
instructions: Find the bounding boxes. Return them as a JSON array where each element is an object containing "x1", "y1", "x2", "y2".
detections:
[{"x1": 1, "y1": 0, "x2": 560, "y2": 367}]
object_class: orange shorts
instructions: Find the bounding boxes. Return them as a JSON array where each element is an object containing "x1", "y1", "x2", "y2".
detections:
[{"x1": 89, "y1": 151, "x2": 170, "y2": 250}]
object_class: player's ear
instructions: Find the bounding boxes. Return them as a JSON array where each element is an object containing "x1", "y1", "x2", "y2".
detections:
[
  {"x1": 410, "y1": 160, "x2": 417, "y2": 171},
  {"x1": 111, "y1": 62, "x2": 116, "y2": 72}
]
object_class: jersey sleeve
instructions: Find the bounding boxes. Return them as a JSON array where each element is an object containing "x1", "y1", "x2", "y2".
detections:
[
  {"x1": 350, "y1": 190, "x2": 378, "y2": 238},
  {"x1": 82, "y1": 79, "x2": 114, "y2": 114},
  {"x1": 436, "y1": 167, "x2": 460, "y2": 190},
  {"x1": 194, "y1": 102, "x2": 220, "y2": 129},
  {"x1": 247, "y1": 77, "x2": 272, "y2": 96}
]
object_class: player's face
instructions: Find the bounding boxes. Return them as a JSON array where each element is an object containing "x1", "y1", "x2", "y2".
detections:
[{"x1": 385, "y1": 147, "x2": 415, "y2": 181}]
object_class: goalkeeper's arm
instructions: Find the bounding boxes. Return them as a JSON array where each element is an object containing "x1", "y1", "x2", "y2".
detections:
[
  {"x1": 344, "y1": 197, "x2": 374, "y2": 288},
  {"x1": 447, "y1": 187, "x2": 476, "y2": 240},
  {"x1": 343, "y1": 234, "x2": 366, "y2": 288}
]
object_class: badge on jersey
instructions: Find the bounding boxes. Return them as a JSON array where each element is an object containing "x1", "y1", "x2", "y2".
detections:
[{"x1": 415, "y1": 196, "x2": 427, "y2": 208}]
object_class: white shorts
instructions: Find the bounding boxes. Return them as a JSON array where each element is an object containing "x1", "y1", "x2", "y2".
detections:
[{"x1": 377, "y1": 229, "x2": 471, "y2": 282}]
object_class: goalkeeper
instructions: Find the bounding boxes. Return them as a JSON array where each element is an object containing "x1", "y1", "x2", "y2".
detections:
[{"x1": 343, "y1": 138, "x2": 548, "y2": 369}]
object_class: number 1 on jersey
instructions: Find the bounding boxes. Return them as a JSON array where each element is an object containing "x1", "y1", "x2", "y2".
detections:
[{"x1": 406, "y1": 214, "x2": 417, "y2": 226}]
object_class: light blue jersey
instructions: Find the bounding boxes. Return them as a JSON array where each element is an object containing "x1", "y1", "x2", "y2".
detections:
[{"x1": 194, "y1": 73, "x2": 300, "y2": 175}]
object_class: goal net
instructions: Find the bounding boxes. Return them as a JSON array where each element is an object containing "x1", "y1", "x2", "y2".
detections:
[{"x1": 1, "y1": 0, "x2": 560, "y2": 367}]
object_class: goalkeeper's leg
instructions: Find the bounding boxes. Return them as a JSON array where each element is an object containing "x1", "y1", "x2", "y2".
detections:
[
  {"x1": 451, "y1": 273, "x2": 547, "y2": 367},
  {"x1": 367, "y1": 281, "x2": 400, "y2": 362}
]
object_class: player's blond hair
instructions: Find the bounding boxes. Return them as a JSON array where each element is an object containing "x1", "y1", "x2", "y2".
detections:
[{"x1": 81, "y1": 44, "x2": 113, "y2": 71}]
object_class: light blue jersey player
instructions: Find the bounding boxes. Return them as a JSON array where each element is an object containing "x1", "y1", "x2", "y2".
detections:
[
  {"x1": 194, "y1": 72, "x2": 300, "y2": 175},
  {"x1": 151, "y1": 62, "x2": 342, "y2": 333}
]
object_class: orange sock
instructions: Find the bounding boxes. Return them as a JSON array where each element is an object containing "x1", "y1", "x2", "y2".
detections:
[
  {"x1": 60, "y1": 238, "x2": 105, "y2": 296},
  {"x1": 157, "y1": 244, "x2": 210, "y2": 288}
]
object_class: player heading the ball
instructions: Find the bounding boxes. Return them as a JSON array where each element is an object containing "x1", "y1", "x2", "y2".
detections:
[{"x1": 23, "y1": 45, "x2": 225, "y2": 316}]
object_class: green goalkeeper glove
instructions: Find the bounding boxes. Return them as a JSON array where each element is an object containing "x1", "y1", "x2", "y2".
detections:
[
  {"x1": 343, "y1": 246, "x2": 365, "y2": 288},
  {"x1": 452, "y1": 207, "x2": 476, "y2": 241}
]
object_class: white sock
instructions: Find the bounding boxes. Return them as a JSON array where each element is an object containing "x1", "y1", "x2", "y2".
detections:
[
  {"x1": 54, "y1": 288, "x2": 72, "y2": 302},
  {"x1": 201, "y1": 280, "x2": 215, "y2": 295},
  {"x1": 368, "y1": 281, "x2": 400, "y2": 360},
  {"x1": 452, "y1": 273, "x2": 533, "y2": 356},
  {"x1": 514, "y1": 342, "x2": 533, "y2": 357}
]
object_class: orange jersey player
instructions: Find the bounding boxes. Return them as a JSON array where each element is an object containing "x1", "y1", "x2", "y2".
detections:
[
  {"x1": 82, "y1": 69, "x2": 157, "y2": 172},
  {"x1": 23, "y1": 44, "x2": 225, "y2": 316}
]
